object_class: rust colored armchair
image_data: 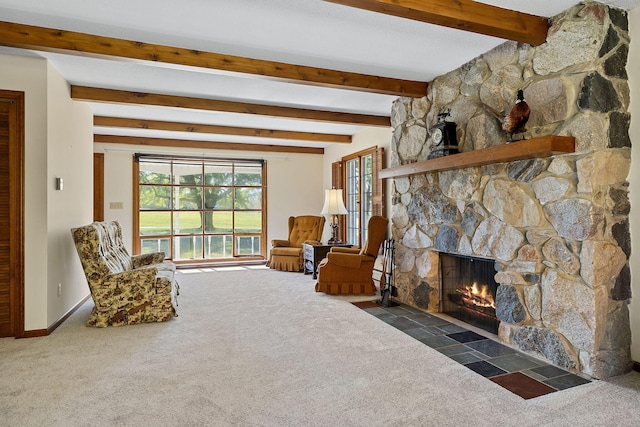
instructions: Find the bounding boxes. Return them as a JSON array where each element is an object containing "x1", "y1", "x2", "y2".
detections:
[
  {"x1": 268, "y1": 215, "x2": 325, "y2": 271},
  {"x1": 315, "y1": 215, "x2": 389, "y2": 295}
]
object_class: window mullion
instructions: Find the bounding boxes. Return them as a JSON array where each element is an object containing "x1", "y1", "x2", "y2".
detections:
[{"x1": 137, "y1": 157, "x2": 265, "y2": 263}]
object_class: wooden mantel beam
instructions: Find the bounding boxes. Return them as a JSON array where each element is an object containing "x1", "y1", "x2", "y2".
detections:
[
  {"x1": 324, "y1": 0, "x2": 549, "y2": 46},
  {"x1": 72, "y1": 86, "x2": 390, "y2": 127},
  {"x1": 0, "y1": 20, "x2": 427, "y2": 97},
  {"x1": 93, "y1": 116, "x2": 352, "y2": 144}
]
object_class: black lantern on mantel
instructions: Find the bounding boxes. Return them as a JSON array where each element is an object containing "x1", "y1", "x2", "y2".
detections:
[{"x1": 428, "y1": 109, "x2": 459, "y2": 159}]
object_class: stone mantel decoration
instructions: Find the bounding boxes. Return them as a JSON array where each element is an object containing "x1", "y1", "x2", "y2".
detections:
[{"x1": 389, "y1": 1, "x2": 631, "y2": 379}]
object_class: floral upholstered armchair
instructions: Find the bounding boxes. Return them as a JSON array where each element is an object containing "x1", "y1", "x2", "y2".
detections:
[
  {"x1": 268, "y1": 215, "x2": 325, "y2": 271},
  {"x1": 71, "y1": 221, "x2": 179, "y2": 327},
  {"x1": 315, "y1": 215, "x2": 389, "y2": 295}
]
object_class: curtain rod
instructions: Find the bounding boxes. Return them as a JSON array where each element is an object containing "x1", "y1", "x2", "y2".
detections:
[{"x1": 134, "y1": 153, "x2": 265, "y2": 164}]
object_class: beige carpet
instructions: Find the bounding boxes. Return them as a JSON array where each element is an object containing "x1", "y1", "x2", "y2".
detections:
[{"x1": 1, "y1": 266, "x2": 640, "y2": 426}]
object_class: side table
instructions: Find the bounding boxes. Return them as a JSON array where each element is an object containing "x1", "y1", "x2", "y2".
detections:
[{"x1": 303, "y1": 243, "x2": 352, "y2": 279}]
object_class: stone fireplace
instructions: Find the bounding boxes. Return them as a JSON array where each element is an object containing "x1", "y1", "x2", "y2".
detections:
[
  {"x1": 388, "y1": 2, "x2": 632, "y2": 379},
  {"x1": 440, "y1": 253, "x2": 500, "y2": 335}
]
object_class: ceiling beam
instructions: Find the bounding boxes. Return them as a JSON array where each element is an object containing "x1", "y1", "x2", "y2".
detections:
[
  {"x1": 94, "y1": 116, "x2": 352, "y2": 143},
  {"x1": 72, "y1": 86, "x2": 391, "y2": 127},
  {"x1": 94, "y1": 134, "x2": 324, "y2": 155},
  {"x1": 324, "y1": 0, "x2": 549, "y2": 46},
  {"x1": 0, "y1": 20, "x2": 427, "y2": 97}
]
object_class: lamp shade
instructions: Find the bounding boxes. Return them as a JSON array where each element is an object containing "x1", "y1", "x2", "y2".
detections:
[{"x1": 320, "y1": 189, "x2": 348, "y2": 215}]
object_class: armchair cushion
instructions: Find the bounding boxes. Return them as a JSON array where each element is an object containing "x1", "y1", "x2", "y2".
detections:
[
  {"x1": 72, "y1": 221, "x2": 179, "y2": 327},
  {"x1": 268, "y1": 215, "x2": 325, "y2": 272}
]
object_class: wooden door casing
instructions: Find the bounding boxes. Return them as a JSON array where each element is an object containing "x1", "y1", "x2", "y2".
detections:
[{"x1": 0, "y1": 90, "x2": 25, "y2": 338}]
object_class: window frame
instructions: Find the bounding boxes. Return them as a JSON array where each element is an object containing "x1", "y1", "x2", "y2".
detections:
[
  {"x1": 132, "y1": 154, "x2": 267, "y2": 264},
  {"x1": 333, "y1": 146, "x2": 384, "y2": 248}
]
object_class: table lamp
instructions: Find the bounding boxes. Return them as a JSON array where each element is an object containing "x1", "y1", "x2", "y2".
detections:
[{"x1": 321, "y1": 188, "x2": 348, "y2": 244}]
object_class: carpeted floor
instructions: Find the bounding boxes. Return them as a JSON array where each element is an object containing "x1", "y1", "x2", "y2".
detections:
[{"x1": 1, "y1": 266, "x2": 640, "y2": 426}]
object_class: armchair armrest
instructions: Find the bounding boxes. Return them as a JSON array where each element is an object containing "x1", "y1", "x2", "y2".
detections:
[
  {"x1": 93, "y1": 267, "x2": 157, "y2": 311},
  {"x1": 326, "y1": 252, "x2": 367, "y2": 269},
  {"x1": 131, "y1": 252, "x2": 165, "y2": 268},
  {"x1": 303, "y1": 240, "x2": 322, "y2": 245},
  {"x1": 271, "y1": 239, "x2": 291, "y2": 247},
  {"x1": 330, "y1": 247, "x2": 360, "y2": 254}
]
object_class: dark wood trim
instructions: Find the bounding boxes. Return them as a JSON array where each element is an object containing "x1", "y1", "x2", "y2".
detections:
[
  {"x1": 324, "y1": 0, "x2": 549, "y2": 46},
  {"x1": 94, "y1": 116, "x2": 352, "y2": 144},
  {"x1": 633, "y1": 361, "x2": 640, "y2": 372},
  {"x1": 1, "y1": 90, "x2": 25, "y2": 338},
  {"x1": 73, "y1": 86, "x2": 391, "y2": 127},
  {"x1": 342, "y1": 145, "x2": 380, "y2": 161},
  {"x1": 379, "y1": 136, "x2": 575, "y2": 179},
  {"x1": 21, "y1": 329, "x2": 48, "y2": 338},
  {"x1": 132, "y1": 158, "x2": 140, "y2": 254},
  {"x1": 262, "y1": 162, "x2": 268, "y2": 259},
  {"x1": 18, "y1": 294, "x2": 91, "y2": 338},
  {"x1": 93, "y1": 153, "x2": 104, "y2": 222},
  {"x1": 0, "y1": 20, "x2": 427, "y2": 97},
  {"x1": 46, "y1": 294, "x2": 91, "y2": 336},
  {"x1": 95, "y1": 134, "x2": 325, "y2": 155}
]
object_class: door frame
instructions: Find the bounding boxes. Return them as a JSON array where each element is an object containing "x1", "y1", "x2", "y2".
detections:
[{"x1": 2, "y1": 90, "x2": 25, "y2": 338}]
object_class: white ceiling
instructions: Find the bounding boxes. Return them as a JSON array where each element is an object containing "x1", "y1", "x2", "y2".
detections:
[{"x1": 1, "y1": 0, "x2": 639, "y2": 150}]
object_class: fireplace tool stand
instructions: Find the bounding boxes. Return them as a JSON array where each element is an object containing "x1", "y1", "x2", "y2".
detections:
[{"x1": 377, "y1": 239, "x2": 398, "y2": 307}]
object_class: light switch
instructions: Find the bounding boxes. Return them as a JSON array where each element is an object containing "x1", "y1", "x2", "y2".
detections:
[{"x1": 109, "y1": 202, "x2": 124, "y2": 209}]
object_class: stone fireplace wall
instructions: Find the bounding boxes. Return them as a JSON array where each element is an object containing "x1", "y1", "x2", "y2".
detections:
[{"x1": 389, "y1": 2, "x2": 632, "y2": 379}]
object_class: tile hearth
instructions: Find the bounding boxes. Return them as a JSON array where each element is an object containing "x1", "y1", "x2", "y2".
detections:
[{"x1": 353, "y1": 301, "x2": 591, "y2": 400}]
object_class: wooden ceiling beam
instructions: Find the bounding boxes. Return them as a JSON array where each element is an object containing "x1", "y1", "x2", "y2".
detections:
[
  {"x1": 0, "y1": 20, "x2": 427, "y2": 97},
  {"x1": 324, "y1": 0, "x2": 549, "y2": 46},
  {"x1": 94, "y1": 134, "x2": 324, "y2": 155},
  {"x1": 93, "y1": 116, "x2": 352, "y2": 143},
  {"x1": 72, "y1": 86, "x2": 390, "y2": 127}
]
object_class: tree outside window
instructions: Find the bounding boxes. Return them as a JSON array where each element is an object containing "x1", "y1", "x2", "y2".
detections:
[{"x1": 134, "y1": 156, "x2": 266, "y2": 263}]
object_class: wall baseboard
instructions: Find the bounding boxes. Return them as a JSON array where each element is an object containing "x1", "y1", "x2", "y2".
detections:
[
  {"x1": 21, "y1": 329, "x2": 48, "y2": 338},
  {"x1": 19, "y1": 294, "x2": 90, "y2": 339},
  {"x1": 634, "y1": 361, "x2": 640, "y2": 372}
]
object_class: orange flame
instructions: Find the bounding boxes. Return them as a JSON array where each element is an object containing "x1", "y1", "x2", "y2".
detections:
[{"x1": 455, "y1": 281, "x2": 495, "y2": 309}]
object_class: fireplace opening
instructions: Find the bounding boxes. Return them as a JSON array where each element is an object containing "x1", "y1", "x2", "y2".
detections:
[{"x1": 440, "y1": 253, "x2": 499, "y2": 334}]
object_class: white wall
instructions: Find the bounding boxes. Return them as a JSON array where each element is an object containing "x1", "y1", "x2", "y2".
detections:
[
  {"x1": 265, "y1": 152, "x2": 324, "y2": 244},
  {"x1": 0, "y1": 52, "x2": 93, "y2": 331},
  {"x1": 102, "y1": 150, "x2": 135, "y2": 249},
  {"x1": 95, "y1": 144, "x2": 324, "y2": 254},
  {"x1": 627, "y1": 7, "x2": 640, "y2": 363},
  {"x1": 45, "y1": 62, "x2": 93, "y2": 326}
]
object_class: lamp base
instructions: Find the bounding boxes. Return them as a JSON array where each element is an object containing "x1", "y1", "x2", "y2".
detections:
[{"x1": 328, "y1": 221, "x2": 342, "y2": 245}]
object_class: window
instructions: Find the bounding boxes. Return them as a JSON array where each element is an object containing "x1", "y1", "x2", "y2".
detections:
[
  {"x1": 333, "y1": 147, "x2": 384, "y2": 247},
  {"x1": 133, "y1": 155, "x2": 266, "y2": 263}
]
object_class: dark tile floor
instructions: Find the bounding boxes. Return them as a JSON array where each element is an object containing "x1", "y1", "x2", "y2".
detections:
[{"x1": 353, "y1": 300, "x2": 591, "y2": 400}]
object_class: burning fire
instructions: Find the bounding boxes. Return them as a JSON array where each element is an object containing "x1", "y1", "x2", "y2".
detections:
[{"x1": 455, "y1": 282, "x2": 496, "y2": 309}]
